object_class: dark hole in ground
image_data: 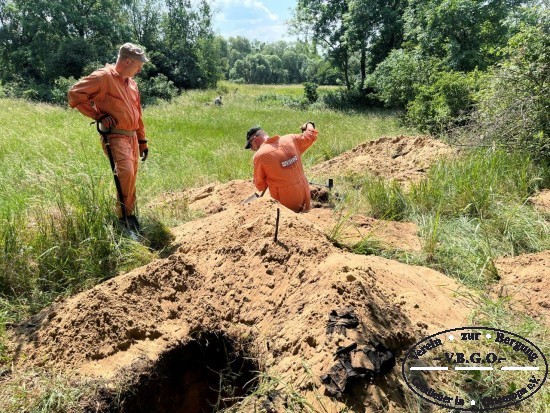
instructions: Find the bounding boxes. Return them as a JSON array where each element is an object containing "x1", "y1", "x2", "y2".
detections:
[{"x1": 97, "y1": 331, "x2": 258, "y2": 413}]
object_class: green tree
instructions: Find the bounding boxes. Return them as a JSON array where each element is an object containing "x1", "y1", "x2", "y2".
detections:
[
  {"x1": 403, "y1": 0, "x2": 525, "y2": 71},
  {"x1": 369, "y1": 49, "x2": 430, "y2": 108},
  {"x1": 344, "y1": 0, "x2": 406, "y2": 90},
  {"x1": 292, "y1": 0, "x2": 352, "y2": 89},
  {"x1": 125, "y1": 0, "x2": 162, "y2": 48},
  {"x1": 472, "y1": 14, "x2": 549, "y2": 162},
  {"x1": 0, "y1": 0, "x2": 129, "y2": 88}
]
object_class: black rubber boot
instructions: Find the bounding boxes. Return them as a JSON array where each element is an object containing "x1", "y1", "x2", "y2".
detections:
[
  {"x1": 126, "y1": 215, "x2": 141, "y2": 233},
  {"x1": 118, "y1": 216, "x2": 140, "y2": 241}
]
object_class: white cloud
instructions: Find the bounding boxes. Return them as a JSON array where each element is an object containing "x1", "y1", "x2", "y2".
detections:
[
  {"x1": 218, "y1": 0, "x2": 279, "y2": 21},
  {"x1": 213, "y1": 0, "x2": 297, "y2": 42}
]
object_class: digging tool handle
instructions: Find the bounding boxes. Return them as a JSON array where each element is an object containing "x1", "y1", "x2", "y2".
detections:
[
  {"x1": 96, "y1": 118, "x2": 128, "y2": 224},
  {"x1": 242, "y1": 188, "x2": 267, "y2": 204},
  {"x1": 308, "y1": 179, "x2": 334, "y2": 189},
  {"x1": 274, "y1": 207, "x2": 280, "y2": 243}
]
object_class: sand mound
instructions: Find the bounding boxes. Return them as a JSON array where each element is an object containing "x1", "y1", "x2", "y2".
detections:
[
  {"x1": 492, "y1": 250, "x2": 550, "y2": 326},
  {"x1": 149, "y1": 179, "x2": 265, "y2": 216},
  {"x1": 151, "y1": 179, "x2": 421, "y2": 253},
  {"x1": 310, "y1": 135, "x2": 455, "y2": 182},
  {"x1": 306, "y1": 208, "x2": 421, "y2": 252},
  {"x1": 11, "y1": 197, "x2": 470, "y2": 412},
  {"x1": 529, "y1": 189, "x2": 550, "y2": 216}
]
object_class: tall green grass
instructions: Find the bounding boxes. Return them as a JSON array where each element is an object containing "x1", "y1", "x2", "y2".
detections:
[
  {"x1": 408, "y1": 149, "x2": 541, "y2": 217},
  {"x1": 337, "y1": 148, "x2": 549, "y2": 288}
]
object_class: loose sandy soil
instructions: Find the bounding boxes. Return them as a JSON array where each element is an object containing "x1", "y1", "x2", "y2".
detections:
[
  {"x1": 310, "y1": 135, "x2": 456, "y2": 183},
  {"x1": 5, "y1": 136, "x2": 548, "y2": 412},
  {"x1": 529, "y1": 189, "x2": 550, "y2": 217},
  {"x1": 492, "y1": 250, "x2": 550, "y2": 327}
]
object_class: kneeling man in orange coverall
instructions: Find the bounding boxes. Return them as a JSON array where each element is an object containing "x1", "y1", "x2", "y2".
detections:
[{"x1": 245, "y1": 122, "x2": 318, "y2": 213}]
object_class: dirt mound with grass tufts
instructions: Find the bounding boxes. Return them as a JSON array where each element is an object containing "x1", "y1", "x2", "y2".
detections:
[
  {"x1": 529, "y1": 189, "x2": 550, "y2": 216},
  {"x1": 11, "y1": 195, "x2": 471, "y2": 412},
  {"x1": 492, "y1": 250, "x2": 550, "y2": 327},
  {"x1": 8, "y1": 136, "x2": 479, "y2": 412},
  {"x1": 149, "y1": 179, "x2": 264, "y2": 216},
  {"x1": 149, "y1": 178, "x2": 422, "y2": 253},
  {"x1": 310, "y1": 135, "x2": 456, "y2": 182}
]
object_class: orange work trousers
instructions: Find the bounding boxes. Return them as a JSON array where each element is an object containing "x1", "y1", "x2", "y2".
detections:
[
  {"x1": 269, "y1": 181, "x2": 312, "y2": 213},
  {"x1": 101, "y1": 134, "x2": 139, "y2": 218}
]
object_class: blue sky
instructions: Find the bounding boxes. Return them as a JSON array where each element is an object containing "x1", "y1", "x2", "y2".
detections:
[{"x1": 212, "y1": 0, "x2": 297, "y2": 43}]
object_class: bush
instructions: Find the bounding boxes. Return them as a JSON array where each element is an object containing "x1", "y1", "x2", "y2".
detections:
[
  {"x1": 468, "y1": 22, "x2": 549, "y2": 163},
  {"x1": 50, "y1": 77, "x2": 76, "y2": 106},
  {"x1": 406, "y1": 70, "x2": 481, "y2": 134},
  {"x1": 136, "y1": 74, "x2": 178, "y2": 106},
  {"x1": 321, "y1": 88, "x2": 379, "y2": 110},
  {"x1": 303, "y1": 82, "x2": 318, "y2": 103},
  {"x1": 369, "y1": 49, "x2": 428, "y2": 108},
  {"x1": 362, "y1": 177, "x2": 407, "y2": 220}
]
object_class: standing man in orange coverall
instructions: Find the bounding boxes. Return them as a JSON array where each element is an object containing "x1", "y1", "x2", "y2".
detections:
[
  {"x1": 245, "y1": 122, "x2": 317, "y2": 213},
  {"x1": 68, "y1": 43, "x2": 149, "y2": 232}
]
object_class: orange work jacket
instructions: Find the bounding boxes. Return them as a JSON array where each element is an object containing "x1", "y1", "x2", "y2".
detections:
[
  {"x1": 253, "y1": 129, "x2": 318, "y2": 212},
  {"x1": 68, "y1": 64, "x2": 146, "y2": 140}
]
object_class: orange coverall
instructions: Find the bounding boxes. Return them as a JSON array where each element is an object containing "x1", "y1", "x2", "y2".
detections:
[
  {"x1": 253, "y1": 129, "x2": 318, "y2": 212},
  {"x1": 68, "y1": 64, "x2": 145, "y2": 217}
]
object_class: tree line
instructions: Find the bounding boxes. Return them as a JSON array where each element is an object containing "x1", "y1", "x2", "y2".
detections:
[
  {"x1": 290, "y1": 0, "x2": 547, "y2": 161},
  {"x1": 0, "y1": 0, "x2": 332, "y2": 103},
  {"x1": 0, "y1": 0, "x2": 547, "y2": 160}
]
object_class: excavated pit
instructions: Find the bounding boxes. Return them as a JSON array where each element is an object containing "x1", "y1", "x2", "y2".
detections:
[{"x1": 98, "y1": 332, "x2": 258, "y2": 413}]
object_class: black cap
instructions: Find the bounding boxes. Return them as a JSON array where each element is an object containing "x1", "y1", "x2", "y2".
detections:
[{"x1": 245, "y1": 127, "x2": 262, "y2": 149}]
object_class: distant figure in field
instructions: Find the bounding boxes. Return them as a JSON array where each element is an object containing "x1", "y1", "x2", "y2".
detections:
[
  {"x1": 68, "y1": 43, "x2": 149, "y2": 234},
  {"x1": 244, "y1": 122, "x2": 318, "y2": 213},
  {"x1": 214, "y1": 95, "x2": 223, "y2": 106}
]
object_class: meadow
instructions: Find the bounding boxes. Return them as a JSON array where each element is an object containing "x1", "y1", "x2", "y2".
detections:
[{"x1": 0, "y1": 83, "x2": 548, "y2": 412}]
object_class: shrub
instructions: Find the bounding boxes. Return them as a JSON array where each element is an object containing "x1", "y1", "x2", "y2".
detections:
[
  {"x1": 136, "y1": 74, "x2": 178, "y2": 106},
  {"x1": 50, "y1": 77, "x2": 76, "y2": 106},
  {"x1": 406, "y1": 70, "x2": 481, "y2": 134},
  {"x1": 468, "y1": 22, "x2": 549, "y2": 163},
  {"x1": 321, "y1": 88, "x2": 379, "y2": 110},
  {"x1": 303, "y1": 82, "x2": 318, "y2": 103},
  {"x1": 369, "y1": 49, "x2": 428, "y2": 108}
]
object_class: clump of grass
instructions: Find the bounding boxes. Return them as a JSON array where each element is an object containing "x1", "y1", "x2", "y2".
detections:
[
  {"x1": 452, "y1": 293, "x2": 550, "y2": 412},
  {"x1": 352, "y1": 235, "x2": 385, "y2": 256},
  {"x1": 326, "y1": 207, "x2": 356, "y2": 246},
  {"x1": 408, "y1": 148, "x2": 542, "y2": 217},
  {"x1": 0, "y1": 369, "x2": 106, "y2": 413},
  {"x1": 416, "y1": 211, "x2": 442, "y2": 264},
  {"x1": 421, "y1": 215, "x2": 499, "y2": 288},
  {"x1": 412, "y1": 204, "x2": 548, "y2": 289},
  {"x1": 221, "y1": 366, "x2": 331, "y2": 413},
  {"x1": 487, "y1": 203, "x2": 550, "y2": 255},
  {"x1": 0, "y1": 169, "x2": 170, "y2": 315},
  {"x1": 361, "y1": 176, "x2": 407, "y2": 220}
]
